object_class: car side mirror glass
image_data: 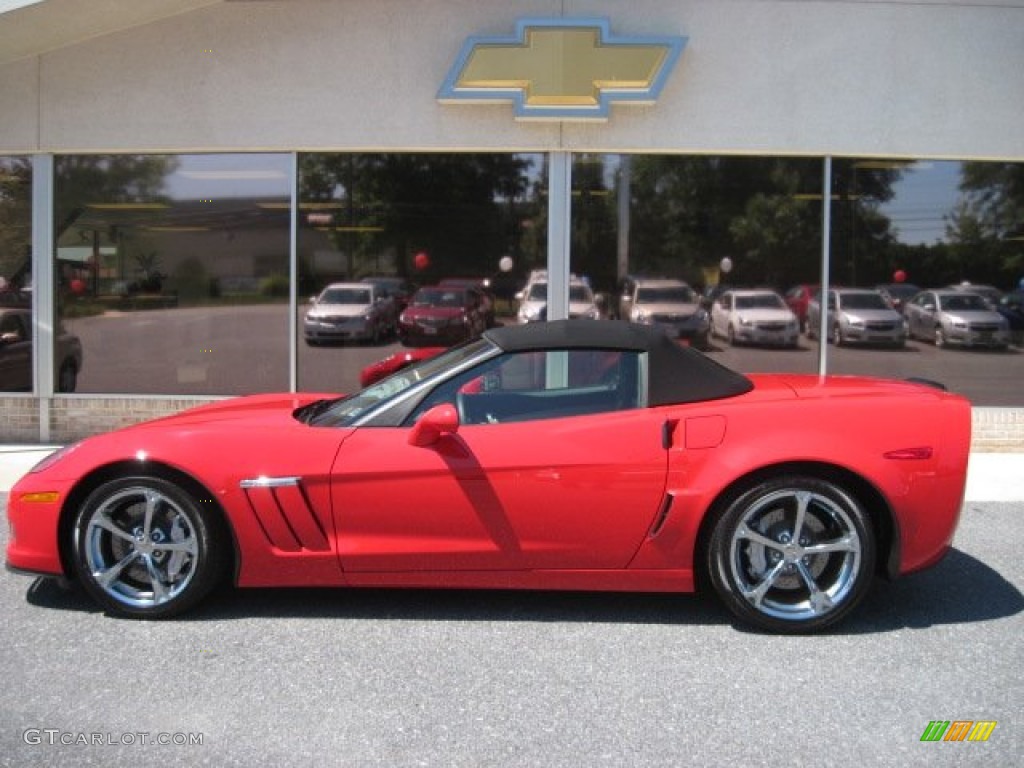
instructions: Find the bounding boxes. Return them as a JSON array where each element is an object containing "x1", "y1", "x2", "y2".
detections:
[{"x1": 408, "y1": 403, "x2": 460, "y2": 447}]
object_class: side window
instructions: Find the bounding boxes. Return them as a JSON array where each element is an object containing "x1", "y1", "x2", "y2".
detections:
[{"x1": 408, "y1": 349, "x2": 641, "y2": 425}]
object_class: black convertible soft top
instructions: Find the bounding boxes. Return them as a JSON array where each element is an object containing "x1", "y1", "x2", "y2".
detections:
[{"x1": 483, "y1": 319, "x2": 753, "y2": 406}]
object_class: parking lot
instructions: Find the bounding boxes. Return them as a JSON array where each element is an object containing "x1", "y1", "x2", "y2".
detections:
[
  {"x1": 64, "y1": 307, "x2": 1023, "y2": 405},
  {"x1": 1, "y1": 493, "x2": 1020, "y2": 767}
]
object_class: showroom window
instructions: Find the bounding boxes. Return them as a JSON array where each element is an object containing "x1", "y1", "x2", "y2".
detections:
[
  {"x1": 0, "y1": 156, "x2": 32, "y2": 393},
  {"x1": 824, "y1": 159, "x2": 1023, "y2": 406},
  {"x1": 52, "y1": 154, "x2": 292, "y2": 395},
  {"x1": 296, "y1": 153, "x2": 546, "y2": 394},
  {"x1": 570, "y1": 154, "x2": 823, "y2": 375}
]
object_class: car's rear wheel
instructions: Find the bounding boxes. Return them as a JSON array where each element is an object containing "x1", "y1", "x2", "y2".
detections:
[
  {"x1": 71, "y1": 477, "x2": 227, "y2": 618},
  {"x1": 707, "y1": 475, "x2": 875, "y2": 633}
]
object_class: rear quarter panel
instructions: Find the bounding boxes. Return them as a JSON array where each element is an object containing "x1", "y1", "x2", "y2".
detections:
[{"x1": 630, "y1": 377, "x2": 971, "y2": 578}]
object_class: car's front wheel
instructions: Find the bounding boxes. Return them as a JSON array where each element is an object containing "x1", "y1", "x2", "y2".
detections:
[
  {"x1": 707, "y1": 475, "x2": 875, "y2": 633},
  {"x1": 71, "y1": 476, "x2": 227, "y2": 618}
]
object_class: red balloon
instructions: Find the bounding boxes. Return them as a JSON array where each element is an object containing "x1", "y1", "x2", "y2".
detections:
[
  {"x1": 414, "y1": 251, "x2": 430, "y2": 271},
  {"x1": 70, "y1": 278, "x2": 86, "y2": 295},
  {"x1": 893, "y1": 269, "x2": 907, "y2": 283}
]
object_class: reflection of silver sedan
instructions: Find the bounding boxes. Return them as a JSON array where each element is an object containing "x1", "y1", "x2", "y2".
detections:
[
  {"x1": 622, "y1": 278, "x2": 710, "y2": 348},
  {"x1": 904, "y1": 290, "x2": 1010, "y2": 350},
  {"x1": 711, "y1": 290, "x2": 799, "y2": 347},
  {"x1": 808, "y1": 289, "x2": 907, "y2": 347},
  {"x1": 303, "y1": 282, "x2": 392, "y2": 345}
]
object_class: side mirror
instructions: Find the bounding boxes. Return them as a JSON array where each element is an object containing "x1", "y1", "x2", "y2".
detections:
[
  {"x1": 0, "y1": 330, "x2": 21, "y2": 345},
  {"x1": 408, "y1": 403, "x2": 460, "y2": 447}
]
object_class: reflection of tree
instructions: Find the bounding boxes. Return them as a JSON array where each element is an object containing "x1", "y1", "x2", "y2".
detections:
[
  {"x1": 0, "y1": 158, "x2": 31, "y2": 288},
  {"x1": 298, "y1": 153, "x2": 538, "y2": 282},
  {"x1": 627, "y1": 157, "x2": 825, "y2": 289},
  {"x1": 945, "y1": 162, "x2": 1024, "y2": 286}
]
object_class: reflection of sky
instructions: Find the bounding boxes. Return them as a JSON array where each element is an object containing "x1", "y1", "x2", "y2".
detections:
[
  {"x1": 164, "y1": 154, "x2": 292, "y2": 200},
  {"x1": 881, "y1": 161, "x2": 962, "y2": 246}
]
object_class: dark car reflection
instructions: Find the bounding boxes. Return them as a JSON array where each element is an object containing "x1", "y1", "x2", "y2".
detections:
[{"x1": 0, "y1": 308, "x2": 83, "y2": 392}]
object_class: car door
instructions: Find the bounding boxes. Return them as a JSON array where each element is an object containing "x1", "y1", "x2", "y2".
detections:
[{"x1": 330, "y1": 350, "x2": 669, "y2": 573}]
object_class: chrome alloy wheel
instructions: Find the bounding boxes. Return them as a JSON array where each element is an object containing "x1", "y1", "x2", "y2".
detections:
[
  {"x1": 729, "y1": 488, "x2": 861, "y2": 621},
  {"x1": 80, "y1": 486, "x2": 199, "y2": 609},
  {"x1": 709, "y1": 476, "x2": 875, "y2": 632}
]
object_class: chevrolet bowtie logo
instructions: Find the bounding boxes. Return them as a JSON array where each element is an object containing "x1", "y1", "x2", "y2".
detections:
[{"x1": 438, "y1": 18, "x2": 687, "y2": 121}]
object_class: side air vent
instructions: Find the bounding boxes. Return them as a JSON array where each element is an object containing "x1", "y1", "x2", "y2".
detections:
[{"x1": 240, "y1": 477, "x2": 330, "y2": 552}]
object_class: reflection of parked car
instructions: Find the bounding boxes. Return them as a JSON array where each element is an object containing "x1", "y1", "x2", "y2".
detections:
[
  {"x1": 361, "y1": 275, "x2": 415, "y2": 314},
  {"x1": 711, "y1": 290, "x2": 799, "y2": 347},
  {"x1": 0, "y1": 308, "x2": 82, "y2": 392},
  {"x1": 438, "y1": 277, "x2": 497, "y2": 327},
  {"x1": 399, "y1": 285, "x2": 486, "y2": 346},
  {"x1": 807, "y1": 288, "x2": 906, "y2": 347},
  {"x1": 359, "y1": 346, "x2": 445, "y2": 387},
  {"x1": 8, "y1": 319, "x2": 973, "y2": 634},
  {"x1": 996, "y1": 291, "x2": 1024, "y2": 345},
  {"x1": 946, "y1": 282, "x2": 1002, "y2": 309},
  {"x1": 904, "y1": 290, "x2": 1009, "y2": 349},
  {"x1": 304, "y1": 282, "x2": 393, "y2": 345},
  {"x1": 784, "y1": 284, "x2": 818, "y2": 332},
  {"x1": 517, "y1": 276, "x2": 602, "y2": 323},
  {"x1": 875, "y1": 283, "x2": 921, "y2": 313},
  {"x1": 621, "y1": 278, "x2": 709, "y2": 348}
]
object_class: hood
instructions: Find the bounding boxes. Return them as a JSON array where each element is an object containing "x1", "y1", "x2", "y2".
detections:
[
  {"x1": 131, "y1": 392, "x2": 336, "y2": 431},
  {"x1": 404, "y1": 305, "x2": 465, "y2": 320},
  {"x1": 308, "y1": 302, "x2": 370, "y2": 318}
]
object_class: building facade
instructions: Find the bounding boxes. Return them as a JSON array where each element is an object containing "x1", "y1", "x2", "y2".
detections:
[{"x1": 1, "y1": 0, "x2": 1022, "y2": 447}]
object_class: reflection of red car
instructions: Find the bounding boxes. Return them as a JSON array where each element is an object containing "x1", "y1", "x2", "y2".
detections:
[
  {"x1": 7, "y1": 320, "x2": 971, "y2": 633},
  {"x1": 359, "y1": 347, "x2": 444, "y2": 387},
  {"x1": 784, "y1": 284, "x2": 818, "y2": 331},
  {"x1": 399, "y1": 286, "x2": 486, "y2": 346}
]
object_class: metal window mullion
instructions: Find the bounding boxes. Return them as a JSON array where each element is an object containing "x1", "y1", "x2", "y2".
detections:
[
  {"x1": 818, "y1": 156, "x2": 832, "y2": 377},
  {"x1": 546, "y1": 151, "x2": 571, "y2": 321},
  {"x1": 289, "y1": 152, "x2": 298, "y2": 392},
  {"x1": 32, "y1": 155, "x2": 54, "y2": 442}
]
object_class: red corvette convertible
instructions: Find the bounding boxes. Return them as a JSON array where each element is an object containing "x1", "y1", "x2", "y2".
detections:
[{"x1": 6, "y1": 320, "x2": 971, "y2": 632}]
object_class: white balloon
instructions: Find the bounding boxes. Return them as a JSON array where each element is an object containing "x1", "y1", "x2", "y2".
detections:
[
  {"x1": 499, "y1": 256, "x2": 514, "y2": 273},
  {"x1": 720, "y1": 257, "x2": 733, "y2": 274}
]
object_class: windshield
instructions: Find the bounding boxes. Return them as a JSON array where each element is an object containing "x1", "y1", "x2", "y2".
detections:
[
  {"x1": 637, "y1": 286, "x2": 695, "y2": 304},
  {"x1": 308, "y1": 337, "x2": 492, "y2": 427},
  {"x1": 941, "y1": 293, "x2": 990, "y2": 312},
  {"x1": 840, "y1": 292, "x2": 889, "y2": 310},
  {"x1": 411, "y1": 289, "x2": 465, "y2": 308},
  {"x1": 569, "y1": 285, "x2": 594, "y2": 302},
  {"x1": 319, "y1": 287, "x2": 371, "y2": 305},
  {"x1": 736, "y1": 293, "x2": 784, "y2": 310}
]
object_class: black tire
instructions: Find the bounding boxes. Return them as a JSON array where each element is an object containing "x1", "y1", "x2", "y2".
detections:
[
  {"x1": 831, "y1": 324, "x2": 844, "y2": 347},
  {"x1": 57, "y1": 360, "x2": 78, "y2": 393},
  {"x1": 934, "y1": 326, "x2": 946, "y2": 348},
  {"x1": 707, "y1": 475, "x2": 875, "y2": 633},
  {"x1": 71, "y1": 476, "x2": 227, "y2": 618}
]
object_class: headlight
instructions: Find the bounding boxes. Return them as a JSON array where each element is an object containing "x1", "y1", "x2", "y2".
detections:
[
  {"x1": 950, "y1": 319, "x2": 967, "y2": 329},
  {"x1": 739, "y1": 316, "x2": 754, "y2": 327},
  {"x1": 29, "y1": 442, "x2": 82, "y2": 474},
  {"x1": 846, "y1": 316, "x2": 865, "y2": 328}
]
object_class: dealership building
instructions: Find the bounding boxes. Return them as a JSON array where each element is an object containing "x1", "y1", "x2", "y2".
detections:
[{"x1": 0, "y1": 0, "x2": 1022, "y2": 447}]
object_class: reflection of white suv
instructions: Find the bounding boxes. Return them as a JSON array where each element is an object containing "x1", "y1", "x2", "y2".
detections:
[
  {"x1": 516, "y1": 272, "x2": 602, "y2": 323},
  {"x1": 304, "y1": 282, "x2": 392, "y2": 345},
  {"x1": 621, "y1": 278, "x2": 709, "y2": 348}
]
